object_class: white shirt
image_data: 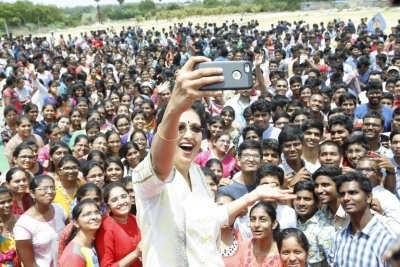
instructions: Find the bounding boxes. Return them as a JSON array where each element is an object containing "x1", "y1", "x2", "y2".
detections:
[
  {"x1": 132, "y1": 156, "x2": 228, "y2": 267},
  {"x1": 225, "y1": 95, "x2": 258, "y2": 128},
  {"x1": 372, "y1": 185, "x2": 400, "y2": 229},
  {"x1": 14, "y1": 204, "x2": 67, "y2": 267}
]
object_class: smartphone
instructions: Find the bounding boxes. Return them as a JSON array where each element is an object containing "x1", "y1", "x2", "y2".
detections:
[{"x1": 195, "y1": 60, "x2": 253, "y2": 91}]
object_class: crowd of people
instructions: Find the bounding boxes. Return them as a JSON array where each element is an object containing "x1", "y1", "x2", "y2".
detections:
[{"x1": 1, "y1": 13, "x2": 400, "y2": 267}]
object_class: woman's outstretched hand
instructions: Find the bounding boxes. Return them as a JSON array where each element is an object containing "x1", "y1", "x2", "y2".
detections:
[
  {"x1": 250, "y1": 183, "x2": 296, "y2": 204},
  {"x1": 168, "y1": 56, "x2": 224, "y2": 114}
]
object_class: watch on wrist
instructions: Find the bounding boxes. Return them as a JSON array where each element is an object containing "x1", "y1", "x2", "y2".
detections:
[{"x1": 387, "y1": 168, "x2": 397, "y2": 175}]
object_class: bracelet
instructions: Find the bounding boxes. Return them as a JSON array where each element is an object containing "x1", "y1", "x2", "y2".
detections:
[
  {"x1": 387, "y1": 169, "x2": 397, "y2": 175},
  {"x1": 157, "y1": 129, "x2": 179, "y2": 142}
]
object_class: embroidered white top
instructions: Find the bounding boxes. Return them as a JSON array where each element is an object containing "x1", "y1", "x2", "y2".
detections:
[{"x1": 132, "y1": 155, "x2": 229, "y2": 267}]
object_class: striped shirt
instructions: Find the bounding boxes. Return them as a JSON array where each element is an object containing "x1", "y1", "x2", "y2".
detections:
[
  {"x1": 328, "y1": 215, "x2": 397, "y2": 267},
  {"x1": 297, "y1": 210, "x2": 335, "y2": 267}
]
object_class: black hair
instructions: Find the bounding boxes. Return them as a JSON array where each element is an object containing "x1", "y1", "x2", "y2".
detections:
[
  {"x1": 328, "y1": 115, "x2": 353, "y2": 133},
  {"x1": 0, "y1": 186, "x2": 12, "y2": 198},
  {"x1": 104, "y1": 157, "x2": 124, "y2": 182},
  {"x1": 49, "y1": 141, "x2": 72, "y2": 172},
  {"x1": 67, "y1": 199, "x2": 100, "y2": 244},
  {"x1": 205, "y1": 158, "x2": 223, "y2": 172},
  {"x1": 76, "y1": 183, "x2": 102, "y2": 202},
  {"x1": 237, "y1": 139, "x2": 262, "y2": 158},
  {"x1": 338, "y1": 92, "x2": 357, "y2": 106},
  {"x1": 29, "y1": 174, "x2": 55, "y2": 191},
  {"x1": 201, "y1": 167, "x2": 218, "y2": 184},
  {"x1": 390, "y1": 127, "x2": 400, "y2": 142},
  {"x1": 59, "y1": 154, "x2": 80, "y2": 169},
  {"x1": 250, "y1": 99, "x2": 272, "y2": 114},
  {"x1": 273, "y1": 112, "x2": 291, "y2": 124},
  {"x1": 271, "y1": 95, "x2": 289, "y2": 113},
  {"x1": 242, "y1": 124, "x2": 263, "y2": 140},
  {"x1": 82, "y1": 161, "x2": 105, "y2": 178},
  {"x1": 293, "y1": 180, "x2": 318, "y2": 202},
  {"x1": 344, "y1": 135, "x2": 370, "y2": 152},
  {"x1": 300, "y1": 119, "x2": 324, "y2": 135},
  {"x1": 74, "y1": 134, "x2": 90, "y2": 146},
  {"x1": 250, "y1": 201, "x2": 280, "y2": 240},
  {"x1": 290, "y1": 109, "x2": 311, "y2": 123},
  {"x1": 206, "y1": 116, "x2": 226, "y2": 139},
  {"x1": 103, "y1": 182, "x2": 128, "y2": 204},
  {"x1": 12, "y1": 144, "x2": 33, "y2": 160},
  {"x1": 255, "y1": 164, "x2": 284, "y2": 186},
  {"x1": 44, "y1": 123, "x2": 60, "y2": 137},
  {"x1": 311, "y1": 165, "x2": 342, "y2": 182},
  {"x1": 3, "y1": 106, "x2": 17, "y2": 117},
  {"x1": 318, "y1": 140, "x2": 343, "y2": 157},
  {"x1": 276, "y1": 228, "x2": 310, "y2": 253},
  {"x1": 362, "y1": 111, "x2": 385, "y2": 126},
  {"x1": 6, "y1": 167, "x2": 27, "y2": 184},
  {"x1": 278, "y1": 124, "x2": 303, "y2": 144},
  {"x1": 335, "y1": 171, "x2": 373, "y2": 194}
]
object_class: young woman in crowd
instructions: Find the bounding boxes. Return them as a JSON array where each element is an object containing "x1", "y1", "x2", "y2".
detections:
[
  {"x1": 200, "y1": 115, "x2": 225, "y2": 151},
  {"x1": 102, "y1": 100, "x2": 115, "y2": 129},
  {"x1": 56, "y1": 94, "x2": 71, "y2": 118},
  {"x1": 239, "y1": 201, "x2": 281, "y2": 267},
  {"x1": 23, "y1": 103, "x2": 44, "y2": 138},
  {"x1": 82, "y1": 161, "x2": 106, "y2": 189},
  {"x1": 95, "y1": 183, "x2": 142, "y2": 267},
  {"x1": 38, "y1": 124, "x2": 62, "y2": 168},
  {"x1": 20, "y1": 140, "x2": 45, "y2": 177},
  {"x1": 104, "y1": 157, "x2": 124, "y2": 183},
  {"x1": 5, "y1": 116, "x2": 44, "y2": 166},
  {"x1": 120, "y1": 142, "x2": 141, "y2": 177},
  {"x1": 121, "y1": 176, "x2": 136, "y2": 215},
  {"x1": 14, "y1": 175, "x2": 67, "y2": 267},
  {"x1": 53, "y1": 155, "x2": 84, "y2": 220},
  {"x1": 41, "y1": 103, "x2": 57, "y2": 126},
  {"x1": 47, "y1": 141, "x2": 72, "y2": 183},
  {"x1": 277, "y1": 228, "x2": 310, "y2": 267},
  {"x1": 73, "y1": 135, "x2": 90, "y2": 159},
  {"x1": 5, "y1": 167, "x2": 33, "y2": 216},
  {"x1": 69, "y1": 108, "x2": 82, "y2": 134},
  {"x1": 220, "y1": 106, "x2": 241, "y2": 146},
  {"x1": 130, "y1": 130, "x2": 149, "y2": 159},
  {"x1": 59, "y1": 199, "x2": 102, "y2": 267},
  {"x1": 106, "y1": 131, "x2": 121, "y2": 158},
  {"x1": 76, "y1": 97, "x2": 90, "y2": 128},
  {"x1": 195, "y1": 132, "x2": 236, "y2": 179},
  {"x1": 57, "y1": 115, "x2": 72, "y2": 144},
  {"x1": 1, "y1": 106, "x2": 18, "y2": 146}
]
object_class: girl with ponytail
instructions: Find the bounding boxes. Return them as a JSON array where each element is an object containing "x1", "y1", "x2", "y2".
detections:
[{"x1": 59, "y1": 199, "x2": 102, "y2": 267}]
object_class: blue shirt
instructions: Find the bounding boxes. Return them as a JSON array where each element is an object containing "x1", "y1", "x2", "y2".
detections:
[
  {"x1": 328, "y1": 215, "x2": 396, "y2": 267},
  {"x1": 214, "y1": 56, "x2": 228, "y2": 61},
  {"x1": 354, "y1": 104, "x2": 393, "y2": 132},
  {"x1": 345, "y1": 56, "x2": 358, "y2": 70},
  {"x1": 217, "y1": 180, "x2": 257, "y2": 200}
]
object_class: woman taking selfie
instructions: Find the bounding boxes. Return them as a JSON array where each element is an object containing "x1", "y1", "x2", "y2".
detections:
[{"x1": 131, "y1": 57, "x2": 295, "y2": 266}]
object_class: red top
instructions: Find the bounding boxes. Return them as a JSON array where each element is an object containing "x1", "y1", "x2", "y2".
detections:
[
  {"x1": 12, "y1": 193, "x2": 33, "y2": 216},
  {"x1": 221, "y1": 229, "x2": 243, "y2": 267},
  {"x1": 95, "y1": 214, "x2": 141, "y2": 267}
]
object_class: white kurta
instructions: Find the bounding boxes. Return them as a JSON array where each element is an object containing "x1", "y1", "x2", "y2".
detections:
[{"x1": 132, "y1": 155, "x2": 229, "y2": 267}]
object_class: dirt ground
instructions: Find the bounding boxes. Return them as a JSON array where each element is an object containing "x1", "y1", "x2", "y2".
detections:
[{"x1": 40, "y1": 7, "x2": 400, "y2": 41}]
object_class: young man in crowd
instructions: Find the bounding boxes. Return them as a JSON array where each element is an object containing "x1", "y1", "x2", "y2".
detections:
[
  {"x1": 300, "y1": 119, "x2": 323, "y2": 172},
  {"x1": 250, "y1": 99, "x2": 281, "y2": 140},
  {"x1": 312, "y1": 165, "x2": 349, "y2": 231},
  {"x1": 217, "y1": 140, "x2": 262, "y2": 199},
  {"x1": 355, "y1": 156, "x2": 400, "y2": 233},
  {"x1": 362, "y1": 111, "x2": 393, "y2": 157},
  {"x1": 354, "y1": 80, "x2": 393, "y2": 132},
  {"x1": 329, "y1": 172, "x2": 397, "y2": 267},
  {"x1": 294, "y1": 180, "x2": 335, "y2": 267}
]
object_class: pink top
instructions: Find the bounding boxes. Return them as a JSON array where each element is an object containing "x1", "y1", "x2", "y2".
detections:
[
  {"x1": 240, "y1": 238, "x2": 282, "y2": 267},
  {"x1": 194, "y1": 150, "x2": 236, "y2": 178},
  {"x1": 38, "y1": 145, "x2": 50, "y2": 163}
]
